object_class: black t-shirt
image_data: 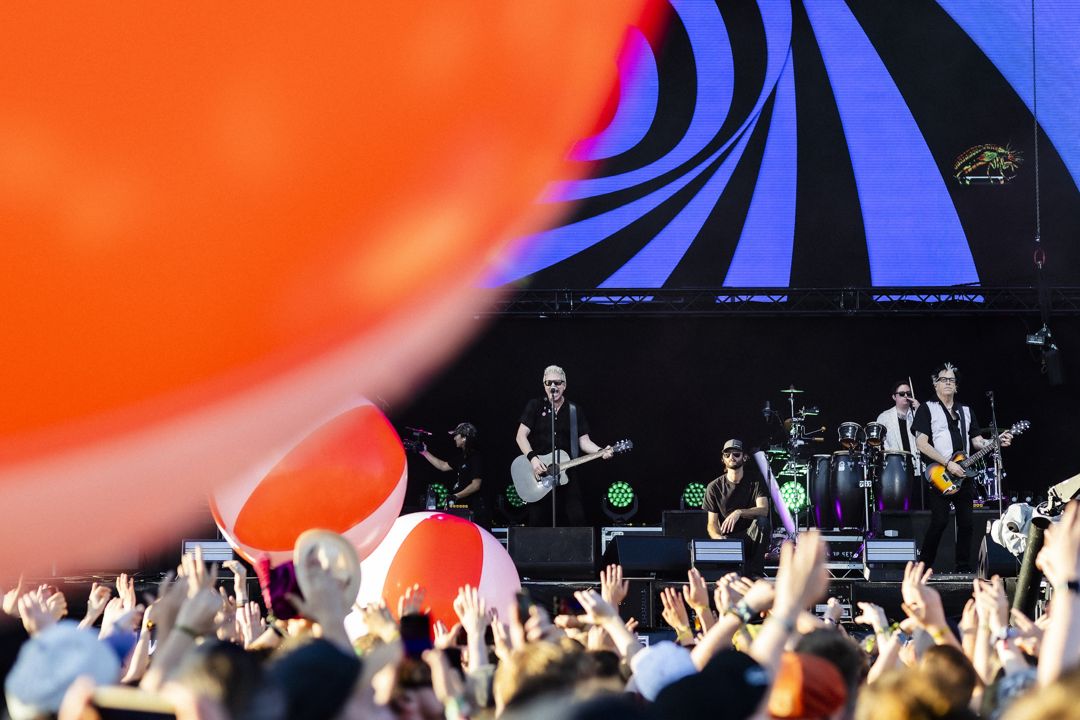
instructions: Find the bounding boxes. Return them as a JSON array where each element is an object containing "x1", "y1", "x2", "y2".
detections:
[
  {"x1": 451, "y1": 450, "x2": 485, "y2": 497},
  {"x1": 702, "y1": 465, "x2": 767, "y2": 535},
  {"x1": 518, "y1": 398, "x2": 591, "y2": 457},
  {"x1": 911, "y1": 401, "x2": 980, "y2": 467}
]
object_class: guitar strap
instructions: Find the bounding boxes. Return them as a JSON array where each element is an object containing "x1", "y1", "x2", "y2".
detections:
[
  {"x1": 569, "y1": 402, "x2": 580, "y2": 459},
  {"x1": 957, "y1": 404, "x2": 968, "y2": 454}
]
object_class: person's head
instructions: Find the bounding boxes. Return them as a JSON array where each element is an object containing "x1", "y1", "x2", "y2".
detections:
[
  {"x1": 542, "y1": 365, "x2": 567, "y2": 402},
  {"x1": 172, "y1": 639, "x2": 265, "y2": 718},
  {"x1": 794, "y1": 629, "x2": 867, "y2": 712},
  {"x1": 855, "y1": 669, "x2": 977, "y2": 720},
  {"x1": 931, "y1": 363, "x2": 959, "y2": 400},
  {"x1": 450, "y1": 422, "x2": 478, "y2": 451},
  {"x1": 891, "y1": 380, "x2": 915, "y2": 411},
  {"x1": 920, "y1": 645, "x2": 979, "y2": 713},
  {"x1": 265, "y1": 637, "x2": 363, "y2": 720},
  {"x1": 768, "y1": 652, "x2": 848, "y2": 720},
  {"x1": 723, "y1": 439, "x2": 747, "y2": 470},
  {"x1": 494, "y1": 641, "x2": 588, "y2": 714},
  {"x1": 652, "y1": 650, "x2": 770, "y2": 720}
]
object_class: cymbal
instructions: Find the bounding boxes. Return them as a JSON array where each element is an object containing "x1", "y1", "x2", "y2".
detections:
[{"x1": 781, "y1": 386, "x2": 805, "y2": 394}]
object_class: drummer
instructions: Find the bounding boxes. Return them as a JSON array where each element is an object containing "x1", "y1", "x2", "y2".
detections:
[{"x1": 874, "y1": 380, "x2": 922, "y2": 478}]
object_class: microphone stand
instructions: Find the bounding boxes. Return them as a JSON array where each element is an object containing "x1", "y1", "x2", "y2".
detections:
[
  {"x1": 549, "y1": 389, "x2": 559, "y2": 528},
  {"x1": 987, "y1": 390, "x2": 1004, "y2": 518}
]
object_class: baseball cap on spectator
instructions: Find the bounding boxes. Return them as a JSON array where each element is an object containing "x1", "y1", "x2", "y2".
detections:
[
  {"x1": 768, "y1": 652, "x2": 848, "y2": 719},
  {"x1": 723, "y1": 439, "x2": 744, "y2": 453},
  {"x1": 628, "y1": 641, "x2": 697, "y2": 701},
  {"x1": 4, "y1": 621, "x2": 122, "y2": 720},
  {"x1": 652, "y1": 650, "x2": 768, "y2": 719}
]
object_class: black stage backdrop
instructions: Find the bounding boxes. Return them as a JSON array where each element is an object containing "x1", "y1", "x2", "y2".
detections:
[{"x1": 391, "y1": 313, "x2": 1079, "y2": 527}]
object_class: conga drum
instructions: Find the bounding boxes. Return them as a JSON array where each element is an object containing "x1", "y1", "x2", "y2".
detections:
[
  {"x1": 829, "y1": 451, "x2": 865, "y2": 529},
  {"x1": 838, "y1": 422, "x2": 862, "y2": 450},
  {"x1": 808, "y1": 454, "x2": 832, "y2": 528},
  {"x1": 878, "y1": 450, "x2": 913, "y2": 512}
]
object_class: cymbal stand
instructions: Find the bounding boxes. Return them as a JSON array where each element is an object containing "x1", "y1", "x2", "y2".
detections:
[{"x1": 987, "y1": 390, "x2": 1005, "y2": 515}]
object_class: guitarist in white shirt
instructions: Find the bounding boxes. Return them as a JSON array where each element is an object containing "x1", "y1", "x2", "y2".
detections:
[
  {"x1": 515, "y1": 365, "x2": 613, "y2": 526},
  {"x1": 911, "y1": 363, "x2": 1011, "y2": 572}
]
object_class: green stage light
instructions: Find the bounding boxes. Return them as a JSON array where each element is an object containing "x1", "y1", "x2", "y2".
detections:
[
  {"x1": 779, "y1": 480, "x2": 808, "y2": 513},
  {"x1": 505, "y1": 484, "x2": 526, "y2": 509},
  {"x1": 431, "y1": 482, "x2": 450, "y2": 506},
  {"x1": 606, "y1": 480, "x2": 635, "y2": 509},
  {"x1": 682, "y1": 482, "x2": 706, "y2": 508}
]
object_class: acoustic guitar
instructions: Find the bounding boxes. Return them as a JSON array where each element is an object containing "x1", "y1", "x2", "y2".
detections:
[
  {"x1": 510, "y1": 439, "x2": 633, "y2": 503},
  {"x1": 923, "y1": 421, "x2": 1029, "y2": 495}
]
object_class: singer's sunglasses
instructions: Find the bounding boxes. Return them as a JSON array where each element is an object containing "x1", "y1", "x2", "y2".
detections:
[
  {"x1": 894, "y1": 391, "x2": 913, "y2": 398},
  {"x1": 544, "y1": 379, "x2": 565, "y2": 387}
]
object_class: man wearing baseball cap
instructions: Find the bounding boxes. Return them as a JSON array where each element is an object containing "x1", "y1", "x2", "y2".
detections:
[
  {"x1": 703, "y1": 438, "x2": 770, "y2": 576},
  {"x1": 419, "y1": 421, "x2": 491, "y2": 528}
]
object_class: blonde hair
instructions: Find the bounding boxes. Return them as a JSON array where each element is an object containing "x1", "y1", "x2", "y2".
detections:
[{"x1": 542, "y1": 365, "x2": 566, "y2": 381}]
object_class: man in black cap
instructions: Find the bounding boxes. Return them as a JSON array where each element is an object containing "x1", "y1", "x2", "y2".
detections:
[
  {"x1": 420, "y1": 421, "x2": 491, "y2": 529},
  {"x1": 703, "y1": 438, "x2": 770, "y2": 576}
]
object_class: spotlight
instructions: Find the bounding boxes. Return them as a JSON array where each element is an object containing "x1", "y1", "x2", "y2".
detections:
[
  {"x1": 779, "y1": 480, "x2": 808, "y2": 514},
  {"x1": 681, "y1": 482, "x2": 707, "y2": 509},
  {"x1": 603, "y1": 480, "x2": 638, "y2": 524},
  {"x1": 496, "y1": 484, "x2": 529, "y2": 524},
  {"x1": 425, "y1": 482, "x2": 450, "y2": 510},
  {"x1": 1026, "y1": 325, "x2": 1051, "y2": 347}
]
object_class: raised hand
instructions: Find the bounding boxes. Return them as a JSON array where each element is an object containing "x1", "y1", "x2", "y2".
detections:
[
  {"x1": 222, "y1": 560, "x2": 248, "y2": 605},
  {"x1": 175, "y1": 567, "x2": 225, "y2": 639},
  {"x1": 236, "y1": 601, "x2": 267, "y2": 648},
  {"x1": 397, "y1": 584, "x2": 427, "y2": 618},
  {"x1": 973, "y1": 577, "x2": 1009, "y2": 633},
  {"x1": 900, "y1": 561, "x2": 949, "y2": 633},
  {"x1": 574, "y1": 589, "x2": 619, "y2": 625},
  {"x1": 357, "y1": 600, "x2": 398, "y2": 643},
  {"x1": 181, "y1": 547, "x2": 215, "y2": 599},
  {"x1": 2, "y1": 576, "x2": 26, "y2": 618},
  {"x1": 116, "y1": 573, "x2": 137, "y2": 611},
  {"x1": 451, "y1": 585, "x2": 490, "y2": 640},
  {"x1": 215, "y1": 588, "x2": 239, "y2": 643},
  {"x1": 433, "y1": 620, "x2": 462, "y2": 650},
  {"x1": 599, "y1": 564, "x2": 628, "y2": 607},
  {"x1": 772, "y1": 531, "x2": 829, "y2": 619},
  {"x1": 714, "y1": 572, "x2": 743, "y2": 613},
  {"x1": 823, "y1": 597, "x2": 844, "y2": 625},
  {"x1": 1037, "y1": 501, "x2": 1080, "y2": 589},
  {"x1": 853, "y1": 601, "x2": 889, "y2": 634},
  {"x1": 659, "y1": 586, "x2": 691, "y2": 638},
  {"x1": 17, "y1": 592, "x2": 57, "y2": 636},
  {"x1": 79, "y1": 582, "x2": 113, "y2": 629},
  {"x1": 491, "y1": 620, "x2": 514, "y2": 661},
  {"x1": 286, "y1": 547, "x2": 349, "y2": 649},
  {"x1": 682, "y1": 567, "x2": 710, "y2": 613}
]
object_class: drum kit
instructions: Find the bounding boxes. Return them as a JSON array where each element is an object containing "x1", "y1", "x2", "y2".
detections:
[{"x1": 768, "y1": 386, "x2": 915, "y2": 535}]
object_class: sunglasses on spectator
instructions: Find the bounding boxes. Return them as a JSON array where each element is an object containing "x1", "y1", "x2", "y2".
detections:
[{"x1": 894, "y1": 391, "x2": 913, "y2": 398}]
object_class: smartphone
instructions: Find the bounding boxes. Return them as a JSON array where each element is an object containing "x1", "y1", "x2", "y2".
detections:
[
  {"x1": 515, "y1": 589, "x2": 534, "y2": 620},
  {"x1": 556, "y1": 594, "x2": 585, "y2": 616},
  {"x1": 400, "y1": 612, "x2": 434, "y2": 658}
]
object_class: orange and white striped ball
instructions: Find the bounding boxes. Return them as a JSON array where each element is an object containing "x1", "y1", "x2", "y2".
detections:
[
  {"x1": 354, "y1": 512, "x2": 520, "y2": 630},
  {"x1": 210, "y1": 398, "x2": 406, "y2": 565}
]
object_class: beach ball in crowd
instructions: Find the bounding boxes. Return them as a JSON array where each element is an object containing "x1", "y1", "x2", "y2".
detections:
[
  {"x1": 353, "y1": 512, "x2": 520, "y2": 630},
  {"x1": 210, "y1": 399, "x2": 406, "y2": 565},
  {"x1": 0, "y1": 2, "x2": 649, "y2": 573}
]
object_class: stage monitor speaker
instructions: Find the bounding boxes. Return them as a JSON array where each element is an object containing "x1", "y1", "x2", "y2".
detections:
[
  {"x1": 853, "y1": 580, "x2": 973, "y2": 622},
  {"x1": 509, "y1": 527, "x2": 596, "y2": 580},
  {"x1": 691, "y1": 539, "x2": 743, "y2": 580},
  {"x1": 978, "y1": 534, "x2": 1021, "y2": 579},
  {"x1": 864, "y1": 539, "x2": 916, "y2": 581},
  {"x1": 662, "y1": 510, "x2": 708, "y2": 540},
  {"x1": 603, "y1": 536, "x2": 689, "y2": 579}
]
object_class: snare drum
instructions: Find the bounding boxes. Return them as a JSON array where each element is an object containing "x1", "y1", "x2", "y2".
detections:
[
  {"x1": 808, "y1": 454, "x2": 832, "y2": 528},
  {"x1": 829, "y1": 451, "x2": 865, "y2": 529},
  {"x1": 838, "y1": 422, "x2": 862, "y2": 449},
  {"x1": 878, "y1": 450, "x2": 912, "y2": 512},
  {"x1": 864, "y1": 422, "x2": 887, "y2": 447}
]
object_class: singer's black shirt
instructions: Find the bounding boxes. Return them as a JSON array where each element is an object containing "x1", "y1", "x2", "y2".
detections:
[
  {"x1": 703, "y1": 466, "x2": 767, "y2": 535},
  {"x1": 519, "y1": 397, "x2": 591, "y2": 458}
]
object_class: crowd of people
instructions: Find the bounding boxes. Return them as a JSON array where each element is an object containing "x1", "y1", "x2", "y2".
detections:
[{"x1": 3, "y1": 502, "x2": 1080, "y2": 719}]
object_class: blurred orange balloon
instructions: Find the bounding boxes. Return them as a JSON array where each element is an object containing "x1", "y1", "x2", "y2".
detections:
[{"x1": 0, "y1": 2, "x2": 651, "y2": 572}]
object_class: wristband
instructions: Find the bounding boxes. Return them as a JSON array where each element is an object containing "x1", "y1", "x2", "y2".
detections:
[
  {"x1": 175, "y1": 624, "x2": 201, "y2": 639},
  {"x1": 674, "y1": 626, "x2": 693, "y2": 644},
  {"x1": 927, "y1": 626, "x2": 949, "y2": 643},
  {"x1": 727, "y1": 601, "x2": 755, "y2": 625},
  {"x1": 526, "y1": 451, "x2": 538, "y2": 461},
  {"x1": 990, "y1": 626, "x2": 1019, "y2": 645}
]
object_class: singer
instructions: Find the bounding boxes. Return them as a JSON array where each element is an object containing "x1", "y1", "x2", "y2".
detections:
[
  {"x1": 703, "y1": 439, "x2": 770, "y2": 576},
  {"x1": 515, "y1": 365, "x2": 613, "y2": 526}
]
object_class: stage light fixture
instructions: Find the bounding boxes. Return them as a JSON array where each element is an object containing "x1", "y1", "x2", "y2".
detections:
[
  {"x1": 603, "y1": 480, "x2": 638, "y2": 524},
  {"x1": 681, "y1": 482, "x2": 706, "y2": 509},
  {"x1": 425, "y1": 482, "x2": 450, "y2": 510},
  {"x1": 505, "y1": 484, "x2": 526, "y2": 509},
  {"x1": 779, "y1": 480, "x2": 808, "y2": 513}
]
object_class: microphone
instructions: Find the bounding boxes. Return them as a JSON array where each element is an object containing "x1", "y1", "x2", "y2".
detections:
[
  {"x1": 405, "y1": 426, "x2": 432, "y2": 437},
  {"x1": 763, "y1": 400, "x2": 771, "y2": 420}
]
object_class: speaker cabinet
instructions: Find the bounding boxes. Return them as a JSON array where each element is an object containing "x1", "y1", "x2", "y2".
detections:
[
  {"x1": 508, "y1": 527, "x2": 596, "y2": 579},
  {"x1": 603, "y1": 536, "x2": 689, "y2": 579}
]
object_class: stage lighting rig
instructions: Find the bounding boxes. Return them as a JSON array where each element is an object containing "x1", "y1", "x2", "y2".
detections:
[{"x1": 603, "y1": 480, "x2": 638, "y2": 524}]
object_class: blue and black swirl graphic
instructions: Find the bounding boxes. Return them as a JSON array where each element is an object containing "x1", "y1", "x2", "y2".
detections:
[{"x1": 484, "y1": 0, "x2": 1080, "y2": 290}]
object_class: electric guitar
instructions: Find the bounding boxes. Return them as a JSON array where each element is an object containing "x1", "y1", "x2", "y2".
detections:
[
  {"x1": 923, "y1": 420, "x2": 1029, "y2": 495},
  {"x1": 510, "y1": 439, "x2": 633, "y2": 503}
]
